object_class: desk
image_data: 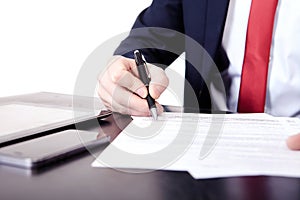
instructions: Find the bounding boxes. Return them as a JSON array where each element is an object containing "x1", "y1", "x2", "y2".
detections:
[{"x1": 0, "y1": 92, "x2": 300, "y2": 200}]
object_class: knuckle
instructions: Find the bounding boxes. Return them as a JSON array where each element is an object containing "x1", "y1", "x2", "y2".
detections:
[{"x1": 111, "y1": 69, "x2": 124, "y2": 83}]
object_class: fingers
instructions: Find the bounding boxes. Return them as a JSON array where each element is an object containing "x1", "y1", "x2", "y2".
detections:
[
  {"x1": 98, "y1": 63, "x2": 147, "y2": 115},
  {"x1": 286, "y1": 133, "x2": 300, "y2": 150},
  {"x1": 98, "y1": 56, "x2": 166, "y2": 116},
  {"x1": 98, "y1": 82, "x2": 164, "y2": 116},
  {"x1": 107, "y1": 56, "x2": 147, "y2": 97},
  {"x1": 98, "y1": 80, "x2": 148, "y2": 115}
]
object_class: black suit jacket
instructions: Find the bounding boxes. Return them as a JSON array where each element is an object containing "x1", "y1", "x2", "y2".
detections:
[{"x1": 115, "y1": 0, "x2": 230, "y2": 112}]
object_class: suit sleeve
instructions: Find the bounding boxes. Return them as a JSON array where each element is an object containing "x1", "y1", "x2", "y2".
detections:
[{"x1": 114, "y1": 0, "x2": 185, "y2": 69}]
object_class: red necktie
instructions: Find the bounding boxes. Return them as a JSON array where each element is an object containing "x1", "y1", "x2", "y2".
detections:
[{"x1": 237, "y1": 0, "x2": 278, "y2": 113}]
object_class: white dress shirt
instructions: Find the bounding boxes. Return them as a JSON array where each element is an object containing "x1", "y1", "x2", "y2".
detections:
[{"x1": 222, "y1": 0, "x2": 300, "y2": 117}]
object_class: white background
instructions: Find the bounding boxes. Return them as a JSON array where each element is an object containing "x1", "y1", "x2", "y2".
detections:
[{"x1": 0, "y1": 0, "x2": 184, "y2": 105}]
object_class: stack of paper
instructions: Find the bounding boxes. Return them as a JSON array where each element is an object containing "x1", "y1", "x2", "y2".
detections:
[{"x1": 92, "y1": 112, "x2": 300, "y2": 179}]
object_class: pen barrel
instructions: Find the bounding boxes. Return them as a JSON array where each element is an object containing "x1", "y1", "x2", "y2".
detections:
[
  {"x1": 145, "y1": 87, "x2": 156, "y2": 109},
  {"x1": 137, "y1": 63, "x2": 150, "y2": 85}
]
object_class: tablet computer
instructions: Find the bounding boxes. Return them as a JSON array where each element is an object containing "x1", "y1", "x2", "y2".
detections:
[
  {"x1": 0, "y1": 102, "x2": 111, "y2": 145},
  {"x1": 0, "y1": 130, "x2": 110, "y2": 169}
]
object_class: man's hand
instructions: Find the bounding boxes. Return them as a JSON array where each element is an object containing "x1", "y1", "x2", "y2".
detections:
[
  {"x1": 98, "y1": 56, "x2": 169, "y2": 116},
  {"x1": 287, "y1": 133, "x2": 300, "y2": 150}
]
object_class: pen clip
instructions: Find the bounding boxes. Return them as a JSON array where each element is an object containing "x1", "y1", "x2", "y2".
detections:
[{"x1": 141, "y1": 54, "x2": 151, "y2": 80}]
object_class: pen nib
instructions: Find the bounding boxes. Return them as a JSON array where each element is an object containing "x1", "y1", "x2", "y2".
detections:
[{"x1": 150, "y1": 108, "x2": 158, "y2": 120}]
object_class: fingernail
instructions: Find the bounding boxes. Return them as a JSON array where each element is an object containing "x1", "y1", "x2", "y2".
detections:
[
  {"x1": 136, "y1": 88, "x2": 146, "y2": 98},
  {"x1": 157, "y1": 104, "x2": 164, "y2": 114},
  {"x1": 149, "y1": 87, "x2": 159, "y2": 99}
]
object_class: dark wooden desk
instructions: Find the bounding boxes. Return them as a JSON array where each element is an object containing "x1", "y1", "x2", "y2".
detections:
[{"x1": 0, "y1": 92, "x2": 300, "y2": 200}]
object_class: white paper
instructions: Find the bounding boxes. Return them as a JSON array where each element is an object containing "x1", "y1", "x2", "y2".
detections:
[{"x1": 92, "y1": 112, "x2": 300, "y2": 179}]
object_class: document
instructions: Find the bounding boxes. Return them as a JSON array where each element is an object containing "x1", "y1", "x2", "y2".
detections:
[{"x1": 92, "y1": 112, "x2": 300, "y2": 179}]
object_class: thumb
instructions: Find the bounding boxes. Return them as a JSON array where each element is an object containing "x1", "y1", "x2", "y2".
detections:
[{"x1": 148, "y1": 64, "x2": 169, "y2": 99}]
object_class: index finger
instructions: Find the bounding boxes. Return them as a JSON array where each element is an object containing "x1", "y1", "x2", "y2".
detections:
[{"x1": 108, "y1": 56, "x2": 148, "y2": 97}]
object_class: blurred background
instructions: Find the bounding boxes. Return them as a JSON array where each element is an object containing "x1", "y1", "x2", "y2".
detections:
[{"x1": 0, "y1": 0, "x2": 184, "y2": 106}]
